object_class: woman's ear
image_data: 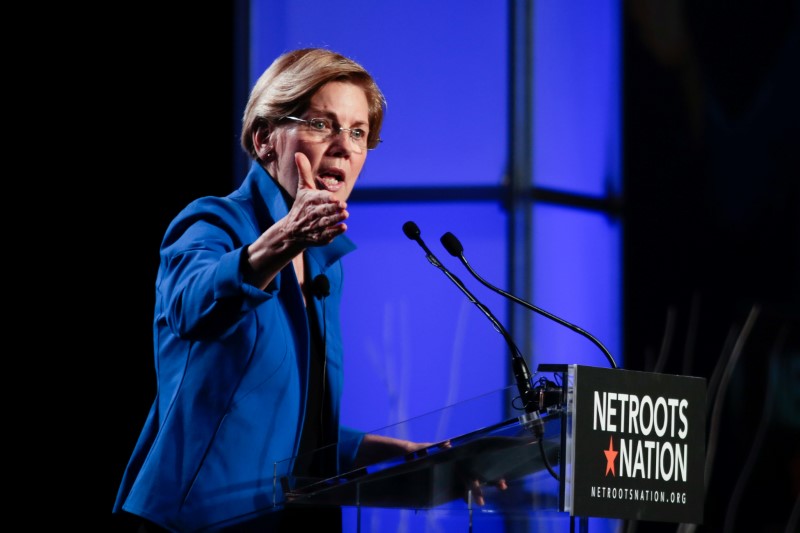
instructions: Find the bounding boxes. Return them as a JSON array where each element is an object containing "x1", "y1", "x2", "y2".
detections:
[{"x1": 254, "y1": 126, "x2": 274, "y2": 160}]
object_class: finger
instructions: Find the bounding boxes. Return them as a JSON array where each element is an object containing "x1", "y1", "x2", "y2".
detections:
[
  {"x1": 464, "y1": 479, "x2": 479, "y2": 505},
  {"x1": 307, "y1": 223, "x2": 348, "y2": 247},
  {"x1": 294, "y1": 152, "x2": 315, "y2": 192},
  {"x1": 469, "y1": 480, "x2": 485, "y2": 506}
]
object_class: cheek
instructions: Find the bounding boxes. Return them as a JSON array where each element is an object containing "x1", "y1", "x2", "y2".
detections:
[
  {"x1": 273, "y1": 154, "x2": 299, "y2": 196},
  {"x1": 297, "y1": 141, "x2": 327, "y2": 162},
  {"x1": 350, "y1": 161, "x2": 367, "y2": 185}
]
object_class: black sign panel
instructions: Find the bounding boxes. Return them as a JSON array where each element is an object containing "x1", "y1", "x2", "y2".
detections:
[{"x1": 570, "y1": 365, "x2": 706, "y2": 524}]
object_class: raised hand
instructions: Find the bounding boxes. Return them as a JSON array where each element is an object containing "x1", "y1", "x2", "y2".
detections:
[{"x1": 287, "y1": 152, "x2": 349, "y2": 246}]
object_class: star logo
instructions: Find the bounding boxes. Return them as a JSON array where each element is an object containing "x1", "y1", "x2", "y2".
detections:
[{"x1": 604, "y1": 436, "x2": 618, "y2": 476}]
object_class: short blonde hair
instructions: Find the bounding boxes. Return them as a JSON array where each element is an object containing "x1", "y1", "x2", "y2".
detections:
[{"x1": 241, "y1": 48, "x2": 386, "y2": 158}]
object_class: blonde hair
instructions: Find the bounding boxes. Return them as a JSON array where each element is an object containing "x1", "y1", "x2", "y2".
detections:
[{"x1": 241, "y1": 48, "x2": 386, "y2": 158}]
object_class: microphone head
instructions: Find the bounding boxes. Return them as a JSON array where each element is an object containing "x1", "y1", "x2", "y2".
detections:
[
  {"x1": 402, "y1": 221, "x2": 421, "y2": 240},
  {"x1": 440, "y1": 232, "x2": 463, "y2": 256},
  {"x1": 312, "y1": 274, "x2": 330, "y2": 298}
]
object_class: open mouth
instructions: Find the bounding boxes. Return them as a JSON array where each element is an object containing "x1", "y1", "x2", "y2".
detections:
[{"x1": 318, "y1": 168, "x2": 344, "y2": 190}]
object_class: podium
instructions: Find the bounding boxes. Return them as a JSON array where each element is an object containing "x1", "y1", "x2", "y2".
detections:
[
  {"x1": 277, "y1": 385, "x2": 569, "y2": 530},
  {"x1": 270, "y1": 364, "x2": 706, "y2": 531}
]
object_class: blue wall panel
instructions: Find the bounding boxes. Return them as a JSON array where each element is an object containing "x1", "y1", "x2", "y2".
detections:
[
  {"x1": 531, "y1": 205, "x2": 621, "y2": 369},
  {"x1": 533, "y1": 0, "x2": 622, "y2": 197}
]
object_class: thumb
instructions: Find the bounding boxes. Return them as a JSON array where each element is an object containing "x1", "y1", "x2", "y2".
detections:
[{"x1": 294, "y1": 152, "x2": 315, "y2": 192}]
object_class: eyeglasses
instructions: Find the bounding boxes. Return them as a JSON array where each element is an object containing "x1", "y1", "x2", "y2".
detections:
[{"x1": 284, "y1": 116, "x2": 380, "y2": 152}]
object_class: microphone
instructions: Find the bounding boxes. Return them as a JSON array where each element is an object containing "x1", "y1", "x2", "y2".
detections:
[
  {"x1": 440, "y1": 231, "x2": 618, "y2": 369},
  {"x1": 311, "y1": 274, "x2": 330, "y2": 299},
  {"x1": 402, "y1": 221, "x2": 541, "y2": 413}
]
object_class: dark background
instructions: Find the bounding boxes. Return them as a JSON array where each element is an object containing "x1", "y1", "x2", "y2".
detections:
[
  {"x1": 110, "y1": 5, "x2": 237, "y2": 531},
  {"x1": 111, "y1": 2, "x2": 798, "y2": 531},
  {"x1": 623, "y1": 1, "x2": 799, "y2": 531}
]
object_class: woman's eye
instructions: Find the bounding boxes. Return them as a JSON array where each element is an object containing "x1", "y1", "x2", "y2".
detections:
[
  {"x1": 351, "y1": 129, "x2": 365, "y2": 140},
  {"x1": 310, "y1": 119, "x2": 328, "y2": 131}
]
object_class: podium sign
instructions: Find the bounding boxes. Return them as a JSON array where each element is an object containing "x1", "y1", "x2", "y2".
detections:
[{"x1": 564, "y1": 365, "x2": 706, "y2": 524}]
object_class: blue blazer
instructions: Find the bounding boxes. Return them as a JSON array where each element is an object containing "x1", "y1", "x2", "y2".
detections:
[{"x1": 114, "y1": 162, "x2": 363, "y2": 532}]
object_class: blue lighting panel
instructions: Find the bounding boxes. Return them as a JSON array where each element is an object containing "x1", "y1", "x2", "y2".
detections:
[{"x1": 533, "y1": 0, "x2": 622, "y2": 197}]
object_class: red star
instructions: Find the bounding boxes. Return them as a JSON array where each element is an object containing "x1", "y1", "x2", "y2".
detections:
[{"x1": 604, "y1": 436, "x2": 618, "y2": 476}]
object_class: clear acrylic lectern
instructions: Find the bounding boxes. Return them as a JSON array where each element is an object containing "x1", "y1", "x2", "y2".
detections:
[{"x1": 273, "y1": 365, "x2": 576, "y2": 531}]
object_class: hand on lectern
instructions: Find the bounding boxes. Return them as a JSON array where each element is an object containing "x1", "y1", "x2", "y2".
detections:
[
  {"x1": 353, "y1": 434, "x2": 451, "y2": 468},
  {"x1": 465, "y1": 477, "x2": 508, "y2": 506}
]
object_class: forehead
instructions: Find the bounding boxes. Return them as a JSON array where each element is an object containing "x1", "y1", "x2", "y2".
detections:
[{"x1": 307, "y1": 81, "x2": 369, "y2": 122}]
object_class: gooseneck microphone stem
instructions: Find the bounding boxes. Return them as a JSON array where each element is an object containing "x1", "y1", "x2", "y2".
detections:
[
  {"x1": 403, "y1": 221, "x2": 539, "y2": 413},
  {"x1": 440, "y1": 232, "x2": 618, "y2": 369}
]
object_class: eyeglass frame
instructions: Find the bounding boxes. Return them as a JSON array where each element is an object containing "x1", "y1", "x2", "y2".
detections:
[{"x1": 283, "y1": 116, "x2": 382, "y2": 151}]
